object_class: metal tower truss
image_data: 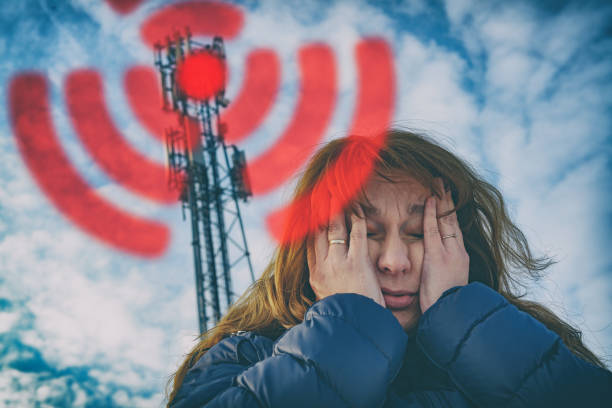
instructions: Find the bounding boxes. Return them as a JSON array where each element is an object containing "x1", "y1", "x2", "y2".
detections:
[{"x1": 155, "y1": 31, "x2": 255, "y2": 334}]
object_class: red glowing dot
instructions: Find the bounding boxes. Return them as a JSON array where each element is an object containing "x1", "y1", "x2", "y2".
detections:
[{"x1": 177, "y1": 52, "x2": 226, "y2": 100}]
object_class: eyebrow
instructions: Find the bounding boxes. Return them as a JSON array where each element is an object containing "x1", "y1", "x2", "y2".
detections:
[{"x1": 361, "y1": 202, "x2": 425, "y2": 217}]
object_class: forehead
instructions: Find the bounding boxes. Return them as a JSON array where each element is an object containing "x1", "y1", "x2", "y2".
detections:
[{"x1": 360, "y1": 176, "x2": 430, "y2": 216}]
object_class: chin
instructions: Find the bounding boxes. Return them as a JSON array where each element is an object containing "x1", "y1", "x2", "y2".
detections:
[{"x1": 391, "y1": 307, "x2": 421, "y2": 334}]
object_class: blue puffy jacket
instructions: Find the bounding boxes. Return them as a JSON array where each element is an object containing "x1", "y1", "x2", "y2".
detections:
[{"x1": 170, "y1": 282, "x2": 612, "y2": 407}]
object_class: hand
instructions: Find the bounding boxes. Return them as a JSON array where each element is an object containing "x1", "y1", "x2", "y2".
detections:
[
  {"x1": 419, "y1": 178, "x2": 469, "y2": 313},
  {"x1": 307, "y1": 194, "x2": 385, "y2": 307}
]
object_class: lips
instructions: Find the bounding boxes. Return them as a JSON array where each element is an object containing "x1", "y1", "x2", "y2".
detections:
[
  {"x1": 383, "y1": 294, "x2": 417, "y2": 309},
  {"x1": 381, "y1": 288, "x2": 417, "y2": 296},
  {"x1": 381, "y1": 288, "x2": 418, "y2": 310}
]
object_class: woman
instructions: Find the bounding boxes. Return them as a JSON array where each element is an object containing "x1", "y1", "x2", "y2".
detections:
[{"x1": 166, "y1": 130, "x2": 611, "y2": 407}]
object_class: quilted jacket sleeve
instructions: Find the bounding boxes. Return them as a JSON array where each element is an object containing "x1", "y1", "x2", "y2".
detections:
[
  {"x1": 416, "y1": 282, "x2": 612, "y2": 408},
  {"x1": 170, "y1": 293, "x2": 409, "y2": 408}
]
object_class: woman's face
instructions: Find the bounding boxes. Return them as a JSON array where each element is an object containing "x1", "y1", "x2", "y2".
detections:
[{"x1": 361, "y1": 176, "x2": 431, "y2": 333}]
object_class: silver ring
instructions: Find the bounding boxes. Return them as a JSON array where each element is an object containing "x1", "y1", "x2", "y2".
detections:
[
  {"x1": 328, "y1": 239, "x2": 346, "y2": 245},
  {"x1": 441, "y1": 234, "x2": 457, "y2": 240}
]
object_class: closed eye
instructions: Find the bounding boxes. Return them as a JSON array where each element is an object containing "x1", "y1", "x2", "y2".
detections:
[
  {"x1": 367, "y1": 232, "x2": 423, "y2": 241},
  {"x1": 366, "y1": 228, "x2": 383, "y2": 239},
  {"x1": 404, "y1": 233, "x2": 423, "y2": 242}
]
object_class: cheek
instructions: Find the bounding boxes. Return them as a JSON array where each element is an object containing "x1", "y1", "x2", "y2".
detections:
[
  {"x1": 367, "y1": 240, "x2": 378, "y2": 263},
  {"x1": 408, "y1": 242, "x2": 425, "y2": 267}
]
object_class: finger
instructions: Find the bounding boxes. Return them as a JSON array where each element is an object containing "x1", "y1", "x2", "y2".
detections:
[
  {"x1": 348, "y1": 204, "x2": 367, "y2": 258},
  {"x1": 327, "y1": 194, "x2": 348, "y2": 257},
  {"x1": 311, "y1": 181, "x2": 329, "y2": 231},
  {"x1": 435, "y1": 179, "x2": 465, "y2": 250},
  {"x1": 423, "y1": 195, "x2": 443, "y2": 254},
  {"x1": 314, "y1": 221, "x2": 329, "y2": 262},
  {"x1": 442, "y1": 187, "x2": 466, "y2": 249},
  {"x1": 435, "y1": 178, "x2": 455, "y2": 238}
]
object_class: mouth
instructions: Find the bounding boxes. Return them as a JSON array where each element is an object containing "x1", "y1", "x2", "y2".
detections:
[{"x1": 382, "y1": 290, "x2": 418, "y2": 310}]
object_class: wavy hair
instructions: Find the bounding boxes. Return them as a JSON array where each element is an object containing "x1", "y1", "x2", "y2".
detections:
[{"x1": 165, "y1": 129, "x2": 607, "y2": 406}]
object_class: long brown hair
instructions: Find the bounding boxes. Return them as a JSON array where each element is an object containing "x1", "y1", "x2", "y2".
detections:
[{"x1": 165, "y1": 129, "x2": 608, "y2": 406}]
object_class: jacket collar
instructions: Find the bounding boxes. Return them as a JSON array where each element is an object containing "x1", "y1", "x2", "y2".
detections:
[{"x1": 392, "y1": 334, "x2": 453, "y2": 395}]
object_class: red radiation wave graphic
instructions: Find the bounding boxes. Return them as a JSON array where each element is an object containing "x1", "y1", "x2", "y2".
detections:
[
  {"x1": 8, "y1": 0, "x2": 395, "y2": 256},
  {"x1": 124, "y1": 66, "x2": 178, "y2": 142},
  {"x1": 106, "y1": 0, "x2": 144, "y2": 15},
  {"x1": 140, "y1": 1, "x2": 243, "y2": 45},
  {"x1": 247, "y1": 44, "x2": 336, "y2": 195},
  {"x1": 6, "y1": 1, "x2": 244, "y2": 258},
  {"x1": 124, "y1": 66, "x2": 202, "y2": 150},
  {"x1": 125, "y1": 48, "x2": 281, "y2": 145},
  {"x1": 8, "y1": 74, "x2": 169, "y2": 257},
  {"x1": 220, "y1": 50, "x2": 280, "y2": 143},
  {"x1": 127, "y1": 37, "x2": 392, "y2": 200},
  {"x1": 65, "y1": 70, "x2": 179, "y2": 203}
]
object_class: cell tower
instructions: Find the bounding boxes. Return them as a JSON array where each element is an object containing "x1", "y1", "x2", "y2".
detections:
[{"x1": 155, "y1": 31, "x2": 255, "y2": 334}]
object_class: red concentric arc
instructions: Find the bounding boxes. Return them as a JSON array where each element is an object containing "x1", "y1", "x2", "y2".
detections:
[
  {"x1": 247, "y1": 44, "x2": 337, "y2": 195},
  {"x1": 140, "y1": 1, "x2": 243, "y2": 47},
  {"x1": 8, "y1": 74, "x2": 169, "y2": 257},
  {"x1": 266, "y1": 38, "x2": 395, "y2": 242},
  {"x1": 65, "y1": 70, "x2": 179, "y2": 204},
  {"x1": 106, "y1": 0, "x2": 143, "y2": 15},
  {"x1": 124, "y1": 66, "x2": 179, "y2": 142},
  {"x1": 220, "y1": 49, "x2": 280, "y2": 143},
  {"x1": 345, "y1": 38, "x2": 395, "y2": 137}
]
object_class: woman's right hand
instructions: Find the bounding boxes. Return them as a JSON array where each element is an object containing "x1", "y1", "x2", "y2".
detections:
[{"x1": 307, "y1": 195, "x2": 385, "y2": 308}]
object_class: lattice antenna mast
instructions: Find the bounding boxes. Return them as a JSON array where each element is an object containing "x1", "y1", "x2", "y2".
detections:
[{"x1": 155, "y1": 31, "x2": 255, "y2": 334}]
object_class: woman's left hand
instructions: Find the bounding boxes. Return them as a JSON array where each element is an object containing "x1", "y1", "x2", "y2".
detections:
[{"x1": 419, "y1": 178, "x2": 470, "y2": 314}]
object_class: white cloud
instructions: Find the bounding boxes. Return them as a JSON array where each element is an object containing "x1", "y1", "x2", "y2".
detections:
[
  {"x1": 0, "y1": 312, "x2": 19, "y2": 333},
  {"x1": 393, "y1": 33, "x2": 481, "y2": 168}
]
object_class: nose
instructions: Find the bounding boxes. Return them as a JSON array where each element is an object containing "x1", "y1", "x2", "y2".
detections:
[{"x1": 376, "y1": 233, "x2": 411, "y2": 275}]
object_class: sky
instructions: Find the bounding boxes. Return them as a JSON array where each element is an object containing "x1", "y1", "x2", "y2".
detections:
[{"x1": 1, "y1": 0, "x2": 611, "y2": 406}]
